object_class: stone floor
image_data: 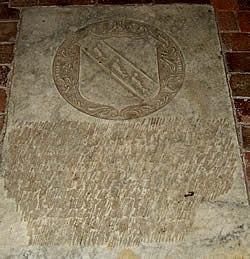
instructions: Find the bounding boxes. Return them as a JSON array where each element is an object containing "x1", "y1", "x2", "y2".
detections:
[{"x1": 0, "y1": 1, "x2": 249, "y2": 258}]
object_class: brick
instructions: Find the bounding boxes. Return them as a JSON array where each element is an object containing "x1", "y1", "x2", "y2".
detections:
[
  {"x1": 99, "y1": 0, "x2": 152, "y2": 3},
  {"x1": 39, "y1": 0, "x2": 95, "y2": 5},
  {"x1": 234, "y1": 99, "x2": 250, "y2": 124},
  {"x1": 0, "y1": 65, "x2": 10, "y2": 87},
  {"x1": 242, "y1": 126, "x2": 250, "y2": 151},
  {"x1": 10, "y1": 0, "x2": 38, "y2": 7},
  {"x1": 153, "y1": 0, "x2": 210, "y2": 3},
  {"x1": 226, "y1": 53, "x2": 250, "y2": 72},
  {"x1": 0, "y1": 115, "x2": 4, "y2": 135},
  {"x1": 0, "y1": 44, "x2": 14, "y2": 64},
  {"x1": 230, "y1": 74, "x2": 250, "y2": 97},
  {"x1": 0, "y1": 115, "x2": 5, "y2": 144},
  {"x1": 244, "y1": 152, "x2": 250, "y2": 180},
  {"x1": 238, "y1": 0, "x2": 250, "y2": 10},
  {"x1": 0, "y1": 4, "x2": 19, "y2": 20},
  {"x1": 39, "y1": 0, "x2": 71, "y2": 5},
  {"x1": 238, "y1": 11, "x2": 250, "y2": 32},
  {"x1": 216, "y1": 11, "x2": 239, "y2": 32},
  {"x1": 72, "y1": 0, "x2": 95, "y2": 3},
  {"x1": 211, "y1": 0, "x2": 238, "y2": 11},
  {"x1": 0, "y1": 88, "x2": 6, "y2": 113},
  {"x1": 0, "y1": 22, "x2": 17, "y2": 42},
  {"x1": 221, "y1": 33, "x2": 250, "y2": 51}
]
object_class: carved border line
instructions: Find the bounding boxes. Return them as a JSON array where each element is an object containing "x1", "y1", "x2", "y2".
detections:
[{"x1": 53, "y1": 19, "x2": 185, "y2": 120}]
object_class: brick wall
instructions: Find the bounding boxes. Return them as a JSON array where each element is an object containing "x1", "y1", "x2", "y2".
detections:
[
  {"x1": 9, "y1": 0, "x2": 211, "y2": 6},
  {"x1": 0, "y1": 1, "x2": 19, "y2": 150},
  {"x1": 1, "y1": 0, "x2": 250, "y2": 196},
  {"x1": 212, "y1": 0, "x2": 250, "y2": 195}
]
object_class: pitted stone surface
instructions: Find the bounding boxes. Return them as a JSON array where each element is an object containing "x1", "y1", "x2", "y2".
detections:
[
  {"x1": 1, "y1": 5, "x2": 250, "y2": 259},
  {"x1": 53, "y1": 19, "x2": 185, "y2": 120},
  {"x1": 5, "y1": 118, "x2": 237, "y2": 246}
]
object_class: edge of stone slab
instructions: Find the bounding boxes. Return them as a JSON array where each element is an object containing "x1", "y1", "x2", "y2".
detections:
[
  {"x1": 0, "y1": 242, "x2": 250, "y2": 259},
  {"x1": 1, "y1": 4, "x2": 248, "y2": 256},
  {"x1": 9, "y1": 3, "x2": 213, "y2": 9}
]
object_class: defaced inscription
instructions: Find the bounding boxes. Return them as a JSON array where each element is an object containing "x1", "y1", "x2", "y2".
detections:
[
  {"x1": 5, "y1": 118, "x2": 236, "y2": 246},
  {"x1": 53, "y1": 19, "x2": 185, "y2": 120}
]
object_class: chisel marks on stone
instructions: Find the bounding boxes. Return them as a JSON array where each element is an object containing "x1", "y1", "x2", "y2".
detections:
[{"x1": 4, "y1": 118, "x2": 237, "y2": 246}]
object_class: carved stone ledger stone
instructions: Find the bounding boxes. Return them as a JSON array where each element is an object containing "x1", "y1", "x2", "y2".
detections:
[{"x1": 1, "y1": 5, "x2": 249, "y2": 259}]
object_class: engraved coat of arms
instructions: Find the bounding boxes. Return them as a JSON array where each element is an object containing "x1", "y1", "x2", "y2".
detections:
[{"x1": 53, "y1": 19, "x2": 185, "y2": 120}]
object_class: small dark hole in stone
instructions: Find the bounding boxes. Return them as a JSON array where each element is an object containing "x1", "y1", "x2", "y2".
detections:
[{"x1": 184, "y1": 191, "x2": 194, "y2": 197}]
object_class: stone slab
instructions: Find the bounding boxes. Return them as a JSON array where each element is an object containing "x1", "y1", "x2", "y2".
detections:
[{"x1": 0, "y1": 5, "x2": 250, "y2": 258}]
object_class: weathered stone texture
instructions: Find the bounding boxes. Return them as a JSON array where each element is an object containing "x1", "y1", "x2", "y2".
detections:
[
  {"x1": 52, "y1": 19, "x2": 185, "y2": 120},
  {"x1": 1, "y1": 5, "x2": 249, "y2": 258},
  {"x1": 5, "y1": 118, "x2": 237, "y2": 246}
]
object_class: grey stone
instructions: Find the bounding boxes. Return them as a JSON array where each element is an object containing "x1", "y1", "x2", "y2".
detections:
[{"x1": 0, "y1": 5, "x2": 249, "y2": 259}]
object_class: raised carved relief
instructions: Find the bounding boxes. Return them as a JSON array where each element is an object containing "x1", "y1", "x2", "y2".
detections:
[{"x1": 53, "y1": 19, "x2": 185, "y2": 120}]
